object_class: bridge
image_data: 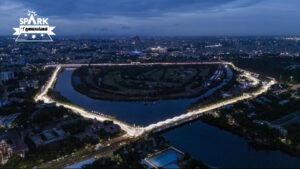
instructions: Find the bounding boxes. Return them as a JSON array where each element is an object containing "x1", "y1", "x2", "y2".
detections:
[
  {"x1": 35, "y1": 62, "x2": 276, "y2": 137},
  {"x1": 144, "y1": 80, "x2": 275, "y2": 132}
]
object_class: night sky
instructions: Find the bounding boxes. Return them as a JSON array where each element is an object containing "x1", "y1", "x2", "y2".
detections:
[{"x1": 1, "y1": 0, "x2": 300, "y2": 36}]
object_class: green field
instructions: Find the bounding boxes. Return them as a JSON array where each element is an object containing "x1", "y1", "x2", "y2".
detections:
[{"x1": 72, "y1": 64, "x2": 223, "y2": 101}]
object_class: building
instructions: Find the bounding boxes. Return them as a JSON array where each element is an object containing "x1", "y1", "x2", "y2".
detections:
[
  {"x1": 150, "y1": 46, "x2": 167, "y2": 54},
  {"x1": 0, "y1": 131, "x2": 29, "y2": 164},
  {"x1": 30, "y1": 128, "x2": 69, "y2": 147},
  {"x1": 0, "y1": 140, "x2": 13, "y2": 164},
  {"x1": 7, "y1": 131, "x2": 29, "y2": 158},
  {"x1": 0, "y1": 72, "x2": 14, "y2": 81},
  {"x1": 92, "y1": 120, "x2": 121, "y2": 134},
  {"x1": 19, "y1": 80, "x2": 39, "y2": 90}
]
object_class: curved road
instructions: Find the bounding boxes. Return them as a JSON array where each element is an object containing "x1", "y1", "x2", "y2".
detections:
[{"x1": 35, "y1": 62, "x2": 276, "y2": 137}]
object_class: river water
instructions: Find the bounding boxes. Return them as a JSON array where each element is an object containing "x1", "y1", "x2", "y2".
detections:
[
  {"x1": 162, "y1": 121, "x2": 300, "y2": 168},
  {"x1": 54, "y1": 69, "x2": 300, "y2": 168},
  {"x1": 54, "y1": 67, "x2": 231, "y2": 126}
]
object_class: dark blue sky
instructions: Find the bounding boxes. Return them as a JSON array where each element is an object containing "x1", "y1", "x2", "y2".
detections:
[{"x1": 1, "y1": 0, "x2": 300, "y2": 36}]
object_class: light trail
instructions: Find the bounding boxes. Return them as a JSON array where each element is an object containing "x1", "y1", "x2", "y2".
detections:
[
  {"x1": 35, "y1": 65, "x2": 61, "y2": 101},
  {"x1": 35, "y1": 65, "x2": 144, "y2": 136},
  {"x1": 35, "y1": 62, "x2": 276, "y2": 137},
  {"x1": 144, "y1": 79, "x2": 275, "y2": 131},
  {"x1": 43, "y1": 62, "x2": 230, "y2": 69}
]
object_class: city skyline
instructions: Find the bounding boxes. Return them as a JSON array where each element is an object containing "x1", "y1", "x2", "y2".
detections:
[
  {"x1": 0, "y1": 0, "x2": 300, "y2": 36},
  {"x1": 1, "y1": 1, "x2": 300, "y2": 168},
  {"x1": 1, "y1": 35, "x2": 300, "y2": 168}
]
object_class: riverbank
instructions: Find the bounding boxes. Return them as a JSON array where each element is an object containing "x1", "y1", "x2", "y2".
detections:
[
  {"x1": 200, "y1": 115, "x2": 300, "y2": 158},
  {"x1": 197, "y1": 84, "x2": 300, "y2": 159},
  {"x1": 162, "y1": 120, "x2": 300, "y2": 168},
  {"x1": 54, "y1": 69, "x2": 231, "y2": 126},
  {"x1": 71, "y1": 64, "x2": 226, "y2": 101}
]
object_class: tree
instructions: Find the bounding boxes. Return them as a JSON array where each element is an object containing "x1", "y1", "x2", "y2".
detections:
[{"x1": 0, "y1": 85, "x2": 4, "y2": 97}]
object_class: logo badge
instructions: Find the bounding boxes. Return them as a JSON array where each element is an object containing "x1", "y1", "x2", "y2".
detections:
[{"x1": 13, "y1": 10, "x2": 55, "y2": 42}]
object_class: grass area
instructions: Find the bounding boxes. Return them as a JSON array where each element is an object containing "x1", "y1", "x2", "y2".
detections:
[{"x1": 72, "y1": 64, "x2": 221, "y2": 101}]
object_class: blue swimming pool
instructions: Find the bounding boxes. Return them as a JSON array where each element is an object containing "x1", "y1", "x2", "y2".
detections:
[{"x1": 148, "y1": 149, "x2": 183, "y2": 167}]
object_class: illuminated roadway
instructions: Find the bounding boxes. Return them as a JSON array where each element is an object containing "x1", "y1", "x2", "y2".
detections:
[
  {"x1": 34, "y1": 66, "x2": 144, "y2": 136},
  {"x1": 36, "y1": 62, "x2": 275, "y2": 137}
]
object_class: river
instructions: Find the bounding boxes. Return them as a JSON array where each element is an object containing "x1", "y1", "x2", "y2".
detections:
[
  {"x1": 162, "y1": 121, "x2": 300, "y2": 168},
  {"x1": 54, "y1": 67, "x2": 231, "y2": 126},
  {"x1": 54, "y1": 69, "x2": 300, "y2": 168}
]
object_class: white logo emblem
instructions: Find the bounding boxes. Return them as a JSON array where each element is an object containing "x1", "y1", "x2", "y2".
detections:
[{"x1": 13, "y1": 10, "x2": 55, "y2": 42}]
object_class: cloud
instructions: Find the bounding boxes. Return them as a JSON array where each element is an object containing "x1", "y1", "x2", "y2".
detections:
[
  {"x1": 120, "y1": 24, "x2": 131, "y2": 30},
  {"x1": 1, "y1": 0, "x2": 300, "y2": 36},
  {"x1": 6, "y1": 0, "x2": 262, "y2": 18},
  {"x1": 0, "y1": 0, "x2": 24, "y2": 14}
]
